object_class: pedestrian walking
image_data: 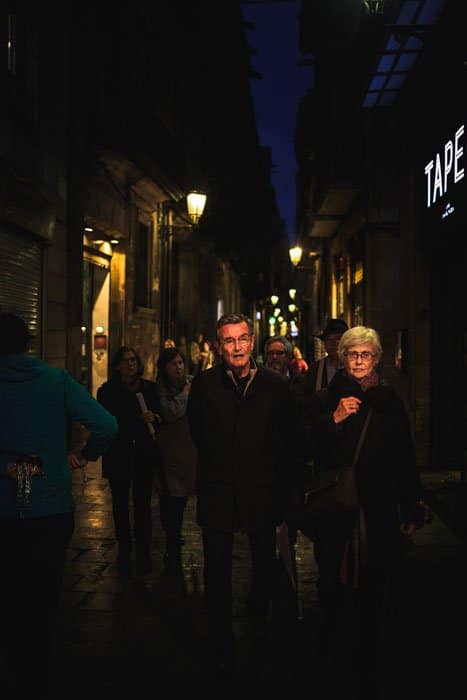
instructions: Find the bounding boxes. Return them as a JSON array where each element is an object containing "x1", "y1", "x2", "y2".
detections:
[
  {"x1": 155, "y1": 347, "x2": 197, "y2": 560},
  {"x1": 264, "y1": 334, "x2": 292, "y2": 379},
  {"x1": 0, "y1": 312, "x2": 117, "y2": 695},
  {"x1": 303, "y1": 325, "x2": 425, "y2": 698},
  {"x1": 97, "y1": 346, "x2": 161, "y2": 576},
  {"x1": 311, "y1": 318, "x2": 349, "y2": 390},
  {"x1": 187, "y1": 313, "x2": 292, "y2": 675}
]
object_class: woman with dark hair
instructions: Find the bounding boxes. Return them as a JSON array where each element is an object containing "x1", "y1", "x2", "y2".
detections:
[
  {"x1": 155, "y1": 347, "x2": 197, "y2": 559},
  {"x1": 97, "y1": 346, "x2": 160, "y2": 576}
]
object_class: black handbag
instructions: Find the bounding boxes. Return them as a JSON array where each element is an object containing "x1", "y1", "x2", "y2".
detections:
[{"x1": 302, "y1": 408, "x2": 373, "y2": 521}]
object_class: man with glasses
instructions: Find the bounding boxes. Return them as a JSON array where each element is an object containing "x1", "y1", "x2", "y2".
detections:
[
  {"x1": 187, "y1": 313, "x2": 292, "y2": 676},
  {"x1": 264, "y1": 335, "x2": 292, "y2": 379}
]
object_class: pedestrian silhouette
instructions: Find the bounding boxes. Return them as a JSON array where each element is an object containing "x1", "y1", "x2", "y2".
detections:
[
  {"x1": 187, "y1": 313, "x2": 292, "y2": 676},
  {"x1": 0, "y1": 312, "x2": 117, "y2": 695},
  {"x1": 97, "y1": 346, "x2": 161, "y2": 576}
]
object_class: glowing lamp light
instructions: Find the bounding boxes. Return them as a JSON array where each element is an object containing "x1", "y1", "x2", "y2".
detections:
[
  {"x1": 289, "y1": 288, "x2": 297, "y2": 300},
  {"x1": 270, "y1": 294, "x2": 279, "y2": 306},
  {"x1": 186, "y1": 191, "x2": 207, "y2": 224},
  {"x1": 289, "y1": 246, "x2": 303, "y2": 267}
]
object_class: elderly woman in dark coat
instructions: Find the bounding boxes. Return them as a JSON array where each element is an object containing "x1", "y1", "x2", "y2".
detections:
[
  {"x1": 306, "y1": 325, "x2": 424, "y2": 699},
  {"x1": 155, "y1": 347, "x2": 197, "y2": 559}
]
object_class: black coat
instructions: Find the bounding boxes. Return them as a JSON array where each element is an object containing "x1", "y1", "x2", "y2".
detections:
[
  {"x1": 187, "y1": 362, "x2": 292, "y2": 533},
  {"x1": 96, "y1": 377, "x2": 160, "y2": 478},
  {"x1": 307, "y1": 370, "x2": 422, "y2": 557}
]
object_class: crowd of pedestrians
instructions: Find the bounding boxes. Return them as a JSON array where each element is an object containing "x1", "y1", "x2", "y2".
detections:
[{"x1": 0, "y1": 310, "x2": 429, "y2": 699}]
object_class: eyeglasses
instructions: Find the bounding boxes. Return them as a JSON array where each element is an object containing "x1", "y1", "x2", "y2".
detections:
[
  {"x1": 220, "y1": 334, "x2": 251, "y2": 348},
  {"x1": 266, "y1": 350, "x2": 286, "y2": 357},
  {"x1": 344, "y1": 351, "x2": 376, "y2": 362}
]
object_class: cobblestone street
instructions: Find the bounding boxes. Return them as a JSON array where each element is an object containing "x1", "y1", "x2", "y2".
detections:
[{"x1": 50, "y1": 460, "x2": 467, "y2": 698}]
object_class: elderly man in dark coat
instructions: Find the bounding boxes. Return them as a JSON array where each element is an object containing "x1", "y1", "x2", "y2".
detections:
[{"x1": 187, "y1": 313, "x2": 292, "y2": 674}]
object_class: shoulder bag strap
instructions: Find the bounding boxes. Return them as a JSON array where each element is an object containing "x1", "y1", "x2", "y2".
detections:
[{"x1": 351, "y1": 407, "x2": 373, "y2": 468}]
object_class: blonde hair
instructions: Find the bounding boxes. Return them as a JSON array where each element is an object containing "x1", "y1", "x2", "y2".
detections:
[{"x1": 337, "y1": 326, "x2": 382, "y2": 364}]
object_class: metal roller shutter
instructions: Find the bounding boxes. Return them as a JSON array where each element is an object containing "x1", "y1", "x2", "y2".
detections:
[{"x1": 0, "y1": 227, "x2": 43, "y2": 356}]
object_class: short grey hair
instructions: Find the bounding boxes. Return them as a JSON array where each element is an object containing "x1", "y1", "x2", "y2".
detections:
[
  {"x1": 216, "y1": 313, "x2": 253, "y2": 338},
  {"x1": 264, "y1": 335, "x2": 292, "y2": 358},
  {"x1": 337, "y1": 326, "x2": 382, "y2": 364}
]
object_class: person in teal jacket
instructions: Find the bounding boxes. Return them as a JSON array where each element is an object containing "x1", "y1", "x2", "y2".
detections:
[{"x1": 0, "y1": 312, "x2": 117, "y2": 695}]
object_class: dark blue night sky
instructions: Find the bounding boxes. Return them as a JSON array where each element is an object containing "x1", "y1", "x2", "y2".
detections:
[{"x1": 241, "y1": 1, "x2": 313, "y2": 244}]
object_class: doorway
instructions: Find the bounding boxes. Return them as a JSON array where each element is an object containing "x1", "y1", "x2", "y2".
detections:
[{"x1": 81, "y1": 258, "x2": 110, "y2": 397}]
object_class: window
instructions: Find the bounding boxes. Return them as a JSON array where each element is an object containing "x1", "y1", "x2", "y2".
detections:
[{"x1": 362, "y1": 0, "x2": 446, "y2": 108}]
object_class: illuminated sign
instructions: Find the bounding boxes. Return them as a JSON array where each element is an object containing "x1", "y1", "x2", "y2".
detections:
[{"x1": 424, "y1": 124, "x2": 464, "y2": 212}]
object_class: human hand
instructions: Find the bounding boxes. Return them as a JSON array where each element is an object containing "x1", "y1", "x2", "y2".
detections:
[
  {"x1": 333, "y1": 396, "x2": 361, "y2": 423},
  {"x1": 142, "y1": 410, "x2": 155, "y2": 424},
  {"x1": 68, "y1": 449, "x2": 88, "y2": 470}
]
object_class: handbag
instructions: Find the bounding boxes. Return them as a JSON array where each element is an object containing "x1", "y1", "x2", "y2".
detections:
[{"x1": 302, "y1": 408, "x2": 373, "y2": 519}]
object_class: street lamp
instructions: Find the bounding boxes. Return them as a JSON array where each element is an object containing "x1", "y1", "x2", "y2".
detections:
[
  {"x1": 186, "y1": 191, "x2": 207, "y2": 225},
  {"x1": 289, "y1": 245, "x2": 321, "y2": 356},
  {"x1": 289, "y1": 245, "x2": 303, "y2": 267},
  {"x1": 159, "y1": 190, "x2": 207, "y2": 343}
]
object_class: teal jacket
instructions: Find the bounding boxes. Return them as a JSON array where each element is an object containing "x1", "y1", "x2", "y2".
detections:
[{"x1": 0, "y1": 354, "x2": 118, "y2": 518}]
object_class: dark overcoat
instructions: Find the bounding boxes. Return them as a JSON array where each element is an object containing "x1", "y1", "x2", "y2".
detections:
[
  {"x1": 187, "y1": 362, "x2": 292, "y2": 533},
  {"x1": 307, "y1": 370, "x2": 422, "y2": 558},
  {"x1": 96, "y1": 377, "x2": 160, "y2": 479}
]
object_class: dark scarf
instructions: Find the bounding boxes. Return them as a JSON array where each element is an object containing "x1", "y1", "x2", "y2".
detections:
[{"x1": 352, "y1": 368, "x2": 379, "y2": 392}]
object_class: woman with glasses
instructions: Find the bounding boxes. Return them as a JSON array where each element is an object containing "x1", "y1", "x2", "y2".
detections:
[
  {"x1": 304, "y1": 325, "x2": 424, "y2": 699},
  {"x1": 97, "y1": 346, "x2": 161, "y2": 576}
]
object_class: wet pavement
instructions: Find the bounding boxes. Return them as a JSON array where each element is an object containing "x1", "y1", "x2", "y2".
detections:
[{"x1": 49, "y1": 462, "x2": 467, "y2": 698}]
